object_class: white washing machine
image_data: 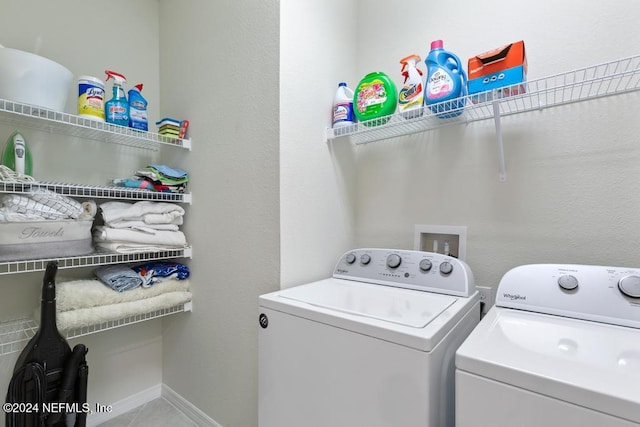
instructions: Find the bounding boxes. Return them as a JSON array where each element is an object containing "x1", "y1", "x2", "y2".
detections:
[
  {"x1": 456, "y1": 263, "x2": 640, "y2": 427},
  {"x1": 259, "y1": 248, "x2": 480, "y2": 427}
]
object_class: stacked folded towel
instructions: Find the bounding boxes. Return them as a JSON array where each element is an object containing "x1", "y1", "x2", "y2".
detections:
[
  {"x1": 95, "y1": 261, "x2": 190, "y2": 291},
  {"x1": 34, "y1": 276, "x2": 192, "y2": 331},
  {"x1": 94, "y1": 200, "x2": 187, "y2": 253},
  {"x1": 134, "y1": 164, "x2": 189, "y2": 193},
  {"x1": 112, "y1": 164, "x2": 189, "y2": 193},
  {"x1": 132, "y1": 261, "x2": 190, "y2": 287},
  {"x1": 95, "y1": 264, "x2": 148, "y2": 292}
]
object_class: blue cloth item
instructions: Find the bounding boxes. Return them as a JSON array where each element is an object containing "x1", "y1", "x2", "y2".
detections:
[
  {"x1": 132, "y1": 261, "x2": 190, "y2": 287},
  {"x1": 148, "y1": 164, "x2": 188, "y2": 180},
  {"x1": 95, "y1": 265, "x2": 146, "y2": 292}
]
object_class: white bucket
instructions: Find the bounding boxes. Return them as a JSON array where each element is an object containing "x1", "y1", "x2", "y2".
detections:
[
  {"x1": 0, "y1": 48, "x2": 73, "y2": 111},
  {"x1": 77, "y1": 75, "x2": 105, "y2": 121}
]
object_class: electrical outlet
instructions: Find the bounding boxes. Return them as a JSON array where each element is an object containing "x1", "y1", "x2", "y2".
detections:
[{"x1": 476, "y1": 286, "x2": 495, "y2": 316}]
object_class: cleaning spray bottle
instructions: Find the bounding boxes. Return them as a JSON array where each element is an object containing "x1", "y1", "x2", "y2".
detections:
[
  {"x1": 398, "y1": 54, "x2": 424, "y2": 119},
  {"x1": 128, "y1": 83, "x2": 148, "y2": 131},
  {"x1": 424, "y1": 40, "x2": 467, "y2": 119},
  {"x1": 104, "y1": 70, "x2": 129, "y2": 127},
  {"x1": 1, "y1": 131, "x2": 33, "y2": 177}
]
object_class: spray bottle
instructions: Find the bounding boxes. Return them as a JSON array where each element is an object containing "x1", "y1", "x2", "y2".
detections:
[
  {"x1": 104, "y1": 70, "x2": 129, "y2": 127},
  {"x1": 398, "y1": 54, "x2": 424, "y2": 119},
  {"x1": 128, "y1": 84, "x2": 148, "y2": 131}
]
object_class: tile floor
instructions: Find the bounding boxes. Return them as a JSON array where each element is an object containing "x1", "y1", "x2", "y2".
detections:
[{"x1": 96, "y1": 397, "x2": 197, "y2": 427}]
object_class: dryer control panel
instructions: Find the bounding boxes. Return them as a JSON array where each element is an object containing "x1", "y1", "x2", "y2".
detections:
[
  {"x1": 496, "y1": 263, "x2": 640, "y2": 329},
  {"x1": 333, "y1": 248, "x2": 475, "y2": 297}
]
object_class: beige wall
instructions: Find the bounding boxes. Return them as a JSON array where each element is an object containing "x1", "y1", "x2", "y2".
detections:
[
  {"x1": 158, "y1": 1, "x2": 279, "y2": 427},
  {"x1": 350, "y1": 0, "x2": 640, "y2": 289}
]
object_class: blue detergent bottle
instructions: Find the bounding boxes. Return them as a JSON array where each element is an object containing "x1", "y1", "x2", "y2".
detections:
[{"x1": 424, "y1": 40, "x2": 467, "y2": 119}]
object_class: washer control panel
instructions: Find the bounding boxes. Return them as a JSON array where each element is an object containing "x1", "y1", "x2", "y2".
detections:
[
  {"x1": 333, "y1": 248, "x2": 475, "y2": 297},
  {"x1": 496, "y1": 264, "x2": 640, "y2": 329}
]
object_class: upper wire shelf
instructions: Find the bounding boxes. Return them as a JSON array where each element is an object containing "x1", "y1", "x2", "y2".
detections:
[
  {"x1": 0, "y1": 181, "x2": 192, "y2": 204},
  {"x1": 0, "y1": 99, "x2": 191, "y2": 151},
  {"x1": 327, "y1": 54, "x2": 640, "y2": 145}
]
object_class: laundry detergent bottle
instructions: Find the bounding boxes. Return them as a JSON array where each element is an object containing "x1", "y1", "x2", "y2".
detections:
[
  {"x1": 353, "y1": 72, "x2": 397, "y2": 126},
  {"x1": 424, "y1": 40, "x2": 467, "y2": 119},
  {"x1": 398, "y1": 54, "x2": 424, "y2": 119},
  {"x1": 104, "y1": 70, "x2": 129, "y2": 127}
]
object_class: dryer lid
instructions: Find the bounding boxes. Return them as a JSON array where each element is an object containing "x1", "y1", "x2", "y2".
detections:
[
  {"x1": 456, "y1": 307, "x2": 640, "y2": 424},
  {"x1": 280, "y1": 278, "x2": 456, "y2": 328}
]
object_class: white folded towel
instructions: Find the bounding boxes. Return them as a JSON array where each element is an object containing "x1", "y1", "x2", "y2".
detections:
[
  {"x1": 100, "y1": 201, "x2": 185, "y2": 226},
  {"x1": 55, "y1": 291, "x2": 192, "y2": 331},
  {"x1": 107, "y1": 218, "x2": 183, "y2": 232},
  {"x1": 95, "y1": 242, "x2": 187, "y2": 254},
  {"x1": 93, "y1": 226, "x2": 187, "y2": 246},
  {"x1": 54, "y1": 278, "x2": 191, "y2": 312}
]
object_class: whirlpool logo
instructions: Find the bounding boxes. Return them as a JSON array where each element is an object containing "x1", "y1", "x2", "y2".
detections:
[{"x1": 502, "y1": 292, "x2": 527, "y2": 301}]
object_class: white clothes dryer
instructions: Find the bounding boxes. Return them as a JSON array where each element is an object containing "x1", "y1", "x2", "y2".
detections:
[
  {"x1": 259, "y1": 248, "x2": 480, "y2": 427},
  {"x1": 456, "y1": 263, "x2": 640, "y2": 427}
]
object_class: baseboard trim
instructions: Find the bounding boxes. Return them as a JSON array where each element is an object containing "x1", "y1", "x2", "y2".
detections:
[
  {"x1": 87, "y1": 384, "x2": 162, "y2": 426},
  {"x1": 162, "y1": 383, "x2": 221, "y2": 427}
]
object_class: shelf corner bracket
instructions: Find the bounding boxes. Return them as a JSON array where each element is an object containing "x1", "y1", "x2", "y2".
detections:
[{"x1": 492, "y1": 100, "x2": 507, "y2": 182}]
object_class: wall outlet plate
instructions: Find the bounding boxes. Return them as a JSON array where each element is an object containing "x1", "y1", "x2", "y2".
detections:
[
  {"x1": 414, "y1": 225, "x2": 467, "y2": 260},
  {"x1": 476, "y1": 285, "x2": 495, "y2": 316}
]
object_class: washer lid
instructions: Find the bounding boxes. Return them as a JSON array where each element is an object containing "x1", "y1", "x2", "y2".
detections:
[
  {"x1": 456, "y1": 307, "x2": 640, "y2": 424},
  {"x1": 260, "y1": 278, "x2": 478, "y2": 351},
  {"x1": 280, "y1": 278, "x2": 456, "y2": 328}
]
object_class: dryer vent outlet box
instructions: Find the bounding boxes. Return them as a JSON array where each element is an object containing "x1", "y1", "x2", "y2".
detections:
[{"x1": 414, "y1": 225, "x2": 467, "y2": 260}]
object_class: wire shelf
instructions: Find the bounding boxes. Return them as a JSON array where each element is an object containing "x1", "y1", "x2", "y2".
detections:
[
  {"x1": 0, "y1": 181, "x2": 192, "y2": 204},
  {"x1": 327, "y1": 54, "x2": 640, "y2": 144},
  {"x1": 0, "y1": 247, "x2": 193, "y2": 275},
  {"x1": 0, "y1": 318, "x2": 38, "y2": 356},
  {"x1": 0, "y1": 99, "x2": 191, "y2": 151},
  {"x1": 0, "y1": 302, "x2": 192, "y2": 356}
]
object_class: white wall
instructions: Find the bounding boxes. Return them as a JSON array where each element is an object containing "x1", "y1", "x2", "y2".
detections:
[
  {"x1": 158, "y1": 1, "x2": 279, "y2": 426},
  {"x1": 348, "y1": 0, "x2": 640, "y2": 289},
  {"x1": 280, "y1": 0, "x2": 359, "y2": 288},
  {"x1": 0, "y1": 0, "x2": 164, "y2": 419}
]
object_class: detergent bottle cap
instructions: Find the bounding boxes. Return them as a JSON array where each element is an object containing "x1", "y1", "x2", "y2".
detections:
[
  {"x1": 338, "y1": 82, "x2": 347, "y2": 87},
  {"x1": 105, "y1": 70, "x2": 127, "y2": 86},
  {"x1": 134, "y1": 83, "x2": 143, "y2": 92},
  {"x1": 430, "y1": 40, "x2": 443, "y2": 50}
]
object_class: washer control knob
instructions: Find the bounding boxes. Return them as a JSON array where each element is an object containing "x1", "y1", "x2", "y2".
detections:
[
  {"x1": 360, "y1": 254, "x2": 371, "y2": 265},
  {"x1": 558, "y1": 274, "x2": 579, "y2": 291},
  {"x1": 619, "y1": 275, "x2": 640, "y2": 298},
  {"x1": 345, "y1": 253, "x2": 356, "y2": 264},
  {"x1": 439, "y1": 261, "x2": 453, "y2": 275},
  {"x1": 419, "y1": 259, "x2": 432, "y2": 272},
  {"x1": 386, "y1": 254, "x2": 402, "y2": 269}
]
